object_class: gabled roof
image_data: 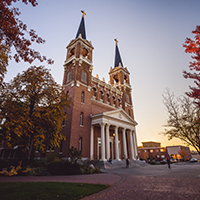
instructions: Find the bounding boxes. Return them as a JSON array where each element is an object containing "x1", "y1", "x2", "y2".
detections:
[
  {"x1": 75, "y1": 12, "x2": 86, "y2": 39},
  {"x1": 91, "y1": 108, "x2": 138, "y2": 128},
  {"x1": 103, "y1": 108, "x2": 137, "y2": 125},
  {"x1": 114, "y1": 39, "x2": 124, "y2": 68}
]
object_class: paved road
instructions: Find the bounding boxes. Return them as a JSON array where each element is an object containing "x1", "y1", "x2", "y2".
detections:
[
  {"x1": 84, "y1": 162, "x2": 200, "y2": 200},
  {"x1": 0, "y1": 162, "x2": 200, "y2": 199}
]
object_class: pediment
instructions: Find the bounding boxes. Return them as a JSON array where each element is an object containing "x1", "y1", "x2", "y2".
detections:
[{"x1": 103, "y1": 109, "x2": 137, "y2": 125}]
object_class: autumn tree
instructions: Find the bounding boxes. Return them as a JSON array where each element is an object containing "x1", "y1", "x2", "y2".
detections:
[
  {"x1": 178, "y1": 149, "x2": 188, "y2": 161},
  {"x1": 162, "y1": 89, "x2": 200, "y2": 154},
  {"x1": 0, "y1": 0, "x2": 53, "y2": 83},
  {"x1": 0, "y1": 45, "x2": 10, "y2": 85},
  {"x1": 0, "y1": 66, "x2": 72, "y2": 158},
  {"x1": 183, "y1": 25, "x2": 200, "y2": 106}
]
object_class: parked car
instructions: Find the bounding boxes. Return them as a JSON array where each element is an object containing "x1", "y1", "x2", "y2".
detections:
[{"x1": 189, "y1": 158, "x2": 198, "y2": 163}]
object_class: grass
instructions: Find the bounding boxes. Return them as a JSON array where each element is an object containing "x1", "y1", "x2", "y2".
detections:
[{"x1": 0, "y1": 182, "x2": 109, "y2": 200}]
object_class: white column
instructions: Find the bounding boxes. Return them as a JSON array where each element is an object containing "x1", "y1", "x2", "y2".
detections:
[
  {"x1": 90, "y1": 125, "x2": 94, "y2": 160},
  {"x1": 100, "y1": 122, "x2": 106, "y2": 161},
  {"x1": 129, "y1": 130, "x2": 134, "y2": 159},
  {"x1": 133, "y1": 130, "x2": 138, "y2": 159},
  {"x1": 106, "y1": 123, "x2": 110, "y2": 160},
  {"x1": 114, "y1": 126, "x2": 120, "y2": 160},
  {"x1": 122, "y1": 128, "x2": 128, "y2": 159}
]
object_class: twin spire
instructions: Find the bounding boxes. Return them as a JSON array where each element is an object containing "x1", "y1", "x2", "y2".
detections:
[
  {"x1": 75, "y1": 10, "x2": 86, "y2": 39},
  {"x1": 75, "y1": 11, "x2": 124, "y2": 68},
  {"x1": 114, "y1": 39, "x2": 124, "y2": 68}
]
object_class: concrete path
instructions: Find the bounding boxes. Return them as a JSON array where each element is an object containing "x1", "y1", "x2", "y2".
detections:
[{"x1": 0, "y1": 162, "x2": 200, "y2": 200}]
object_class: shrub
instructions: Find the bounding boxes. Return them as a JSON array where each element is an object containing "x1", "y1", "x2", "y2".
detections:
[
  {"x1": 148, "y1": 161, "x2": 156, "y2": 165},
  {"x1": 0, "y1": 161, "x2": 22, "y2": 176},
  {"x1": 69, "y1": 146, "x2": 82, "y2": 164},
  {"x1": 23, "y1": 167, "x2": 49, "y2": 176},
  {"x1": 0, "y1": 159, "x2": 9, "y2": 170}
]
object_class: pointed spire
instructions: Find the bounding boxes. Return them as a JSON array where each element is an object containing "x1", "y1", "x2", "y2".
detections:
[
  {"x1": 114, "y1": 39, "x2": 124, "y2": 68},
  {"x1": 76, "y1": 10, "x2": 86, "y2": 39}
]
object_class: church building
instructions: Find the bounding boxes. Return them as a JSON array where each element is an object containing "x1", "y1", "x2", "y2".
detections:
[{"x1": 60, "y1": 11, "x2": 138, "y2": 161}]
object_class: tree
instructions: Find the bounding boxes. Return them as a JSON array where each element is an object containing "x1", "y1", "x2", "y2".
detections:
[
  {"x1": 178, "y1": 149, "x2": 188, "y2": 161},
  {"x1": 162, "y1": 89, "x2": 200, "y2": 154},
  {"x1": 183, "y1": 25, "x2": 200, "y2": 106},
  {"x1": 140, "y1": 150, "x2": 149, "y2": 161},
  {"x1": 0, "y1": 66, "x2": 72, "y2": 158},
  {"x1": 0, "y1": 0, "x2": 53, "y2": 83},
  {"x1": 0, "y1": 45, "x2": 10, "y2": 85}
]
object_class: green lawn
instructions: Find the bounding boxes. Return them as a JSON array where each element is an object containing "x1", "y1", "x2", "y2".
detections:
[{"x1": 0, "y1": 182, "x2": 109, "y2": 200}]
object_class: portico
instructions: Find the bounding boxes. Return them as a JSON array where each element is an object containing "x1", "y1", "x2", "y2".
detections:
[{"x1": 90, "y1": 109, "x2": 138, "y2": 161}]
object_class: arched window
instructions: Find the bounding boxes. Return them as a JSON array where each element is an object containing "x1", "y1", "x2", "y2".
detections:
[
  {"x1": 81, "y1": 70, "x2": 87, "y2": 83},
  {"x1": 81, "y1": 91, "x2": 85, "y2": 103},
  {"x1": 79, "y1": 137, "x2": 82, "y2": 151},
  {"x1": 70, "y1": 48, "x2": 75, "y2": 57},
  {"x1": 107, "y1": 94, "x2": 110, "y2": 104},
  {"x1": 82, "y1": 48, "x2": 88, "y2": 58},
  {"x1": 126, "y1": 93, "x2": 130, "y2": 104},
  {"x1": 113, "y1": 96, "x2": 116, "y2": 106},
  {"x1": 67, "y1": 71, "x2": 72, "y2": 82},
  {"x1": 80, "y1": 112, "x2": 84, "y2": 126},
  {"x1": 100, "y1": 91, "x2": 104, "y2": 101},
  {"x1": 118, "y1": 99, "x2": 121, "y2": 107},
  {"x1": 60, "y1": 140, "x2": 63, "y2": 153},
  {"x1": 92, "y1": 87, "x2": 97, "y2": 98},
  {"x1": 66, "y1": 91, "x2": 69, "y2": 96}
]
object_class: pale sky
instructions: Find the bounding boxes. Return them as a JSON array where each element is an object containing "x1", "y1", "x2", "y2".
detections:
[{"x1": 5, "y1": 0, "x2": 200, "y2": 149}]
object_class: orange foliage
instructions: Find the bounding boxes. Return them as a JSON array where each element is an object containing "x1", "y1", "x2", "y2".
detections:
[{"x1": 0, "y1": 66, "x2": 72, "y2": 158}]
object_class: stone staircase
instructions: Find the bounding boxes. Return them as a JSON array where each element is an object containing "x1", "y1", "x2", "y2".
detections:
[{"x1": 88, "y1": 159, "x2": 147, "y2": 169}]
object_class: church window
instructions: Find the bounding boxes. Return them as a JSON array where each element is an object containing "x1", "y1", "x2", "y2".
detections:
[
  {"x1": 67, "y1": 71, "x2": 72, "y2": 82},
  {"x1": 82, "y1": 48, "x2": 88, "y2": 58},
  {"x1": 107, "y1": 94, "x2": 110, "y2": 104},
  {"x1": 118, "y1": 99, "x2": 121, "y2": 107},
  {"x1": 92, "y1": 87, "x2": 97, "y2": 98},
  {"x1": 70, "y1": 48, "x2": 75, "y2": 57},
  {"x1": 79, "y1": 137, "x2": 82, "y2": 151},
  {"x1": 113, "y1": 96, "x2": 116, "y2": 106},
  {"x1": 81, "y1": 91, "x2": 85, "y2": 103},
  {"x1": 81, "y1": 70, "x2": 87, "y2": 83},
  {"x1": 113, "y1": 74, "x2": 119, "y2": 84},
  {"x1": 126, "y1": 93, "x2": 130, "y2": 103},
  {"x1": 124, "y1": 75, "x2": 129, "y2": 84},
  {"x1": 128, "y1": 110, "x2": 131, "y2": 116},
  {"x1": 80, "y1": 112, "x2": 84, "y2": 126},
  {"x1": 100, "y1": 91, "x2": 104, "y2": 100},
  {"x1": 59, "y1": 140, "x2": 63, "y2": 153}
]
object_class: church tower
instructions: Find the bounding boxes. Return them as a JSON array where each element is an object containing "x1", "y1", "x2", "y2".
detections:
[
  {"x1": 109, "y1": 39, "x2": 134, "y2": 119},
  {"x1": 61, "y1": 11, "x2": 94, "y2": 158}
]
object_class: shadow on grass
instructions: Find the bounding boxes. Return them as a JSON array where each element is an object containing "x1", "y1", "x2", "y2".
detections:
[{"x1": 0, "y1": 182, "x2": 109, "y2": 200}]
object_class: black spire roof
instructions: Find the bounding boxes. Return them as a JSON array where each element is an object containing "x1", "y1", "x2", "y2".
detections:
[
  {"x1": 76, "y1": 11, "x2": 86, "y2": 39},
  {"x1": 114, "y1": 39, "x2": 124, "y2": 68}
]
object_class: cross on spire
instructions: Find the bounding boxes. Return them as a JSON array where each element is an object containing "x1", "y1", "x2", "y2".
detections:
[
  {"x1": 76, "y1": 11, "x2": 86, "y2": 39},
  {"x1": 81, "y1": 10, "x2": 86, "y2": 17},
  {"x1": 114, "y1": 39, "x2": 124, "y2": 68}
]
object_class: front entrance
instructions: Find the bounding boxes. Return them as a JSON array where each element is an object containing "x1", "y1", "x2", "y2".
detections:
[{"x1": 97, "y1": 137, "x2": 117, "y2": 160}]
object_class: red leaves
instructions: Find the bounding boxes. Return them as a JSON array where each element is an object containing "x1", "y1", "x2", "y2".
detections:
[
  {"x1": 0, "y1": 0, "x2": 53, "y2": 66},
  {"x1": 183, "y1": 25, "x2": 200, "y2": 104}
]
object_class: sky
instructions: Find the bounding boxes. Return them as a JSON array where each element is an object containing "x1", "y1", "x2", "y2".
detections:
[{"x1": 5, "y1": 0, "x2": 200, "y2": 149}]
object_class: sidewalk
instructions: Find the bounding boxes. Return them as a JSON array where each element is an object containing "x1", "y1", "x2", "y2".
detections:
[{"x1": 0, "y1": 173, "x2": 121, "y2": 185}]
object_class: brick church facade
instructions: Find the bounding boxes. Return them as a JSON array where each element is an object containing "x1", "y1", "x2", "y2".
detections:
[
  {"x1": 58, "y1": 12, "x2": 138, "y2": 161},
  {"x1": 0, "y1": 12, "x2": 138, "y2": 161}
]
